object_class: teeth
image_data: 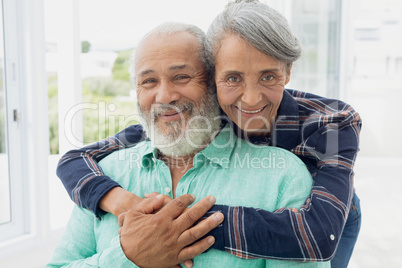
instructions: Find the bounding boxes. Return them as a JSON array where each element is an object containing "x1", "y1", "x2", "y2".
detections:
[{"x1": 238, "y1": 106, "x2": 265, "y2": 114}]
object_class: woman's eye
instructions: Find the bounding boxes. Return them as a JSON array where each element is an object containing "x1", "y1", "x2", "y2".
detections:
[
  {"x1": 262, "y1": 75, "x2": 275, "y2": 81},
  {"x1": 176, "y1": 75, "x2": 189, "y2": 80},
  {"x1": 227, "y1": 76, "x2": 240, "y2": 83}
]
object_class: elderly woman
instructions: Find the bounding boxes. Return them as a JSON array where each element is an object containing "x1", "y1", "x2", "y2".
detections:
[{"x1": 56, "y1": 1, "x2": 361, "y2": 267}]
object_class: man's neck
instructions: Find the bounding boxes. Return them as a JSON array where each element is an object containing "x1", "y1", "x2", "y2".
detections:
[{"x1": 158, "y1": 153, "x2": 195, "y2": 168}]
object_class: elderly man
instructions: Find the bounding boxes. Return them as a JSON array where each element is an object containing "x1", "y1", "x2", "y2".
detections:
[{"x1": 47, "y1": 23, "x2": 328, "y2": 267}]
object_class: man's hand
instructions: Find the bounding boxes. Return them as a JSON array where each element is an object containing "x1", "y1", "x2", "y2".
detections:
[
  {"x1": 119, "y1": 194, "x2": 224, "y2": 268},
  {"x1": 99, "y1": 187, "x2": 142, "y2": 217}
]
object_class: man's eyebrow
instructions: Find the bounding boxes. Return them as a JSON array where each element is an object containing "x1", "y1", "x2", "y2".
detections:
[
  {"x1": 169, "y1": 64, "x2": 189, "y2": 71},
  {"x1": 138, "y1": 69, "x2": 155, "y2": 76}
]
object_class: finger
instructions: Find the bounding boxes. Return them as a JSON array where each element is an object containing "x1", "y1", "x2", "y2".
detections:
[
  {"x1": 132, "y1": 194, "x2": 165, "y2": 215},
  {"x1": 178, "y1": 236, "x2": 215, "y2": 262},
  {"x1": 118, "y1": 212, "x2": 127, "y2": 227},
  {"x1": 182, "y1": 259, "x2": 193, "y2": 268},
  {"x1": 161, "y1": 194, "x2": 173, "y2": 207},
  {"x1": 178, "y1": 212, "x2": 224, "y2": 246},
  {"x1": 157, "y1": 194, "x2": 196, "y2": 220},
  {"x1": 175, "y1": 196, "x2": 216, "y2": 231},
  {"x1": 146, "y1": 192, "x2": 160, "y2": 199}
]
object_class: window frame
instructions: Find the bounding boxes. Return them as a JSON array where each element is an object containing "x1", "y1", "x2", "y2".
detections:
[{"x1": 0, "y1": 0, "x2": 28, "y2": 243}]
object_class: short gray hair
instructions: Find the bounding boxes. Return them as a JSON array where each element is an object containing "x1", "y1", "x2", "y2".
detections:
[
  {"x1": 130, "y1": 22, "x2": 214, "y2": 91},
  {"x1": 207, "y1": 0, "x2": 302, "y2": 68}
]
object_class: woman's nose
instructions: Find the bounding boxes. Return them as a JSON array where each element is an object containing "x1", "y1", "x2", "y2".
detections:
[{"x1": 240, "y1": 85, "x2": 262, "y2": 106}]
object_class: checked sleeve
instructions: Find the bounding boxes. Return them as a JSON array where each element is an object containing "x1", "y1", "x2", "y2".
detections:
[
  {"x1": 56, "y1": 124, "x2": 146, "y2": 217},
  {"x1": 210, "y1": 94, "x2": 362, "y2": 261}
]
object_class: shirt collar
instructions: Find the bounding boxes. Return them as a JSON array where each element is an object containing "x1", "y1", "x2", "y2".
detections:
[
  {"x1": 140, "y1": 124, "x2": 236, "y2": 170},
  {"x1": 271, "y1": 89, "x2": 301, "y2": 150},
  {"x1": 141, "y1": 145, "x2": 158, "y2": 171},
  {"x1": 195, "y1": 124, "x2": 236, "y2": 169}
]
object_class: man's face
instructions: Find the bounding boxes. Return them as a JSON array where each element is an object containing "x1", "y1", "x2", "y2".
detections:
[{"x1": 135, "y1": 31, "x2": 220, "y2": 156}]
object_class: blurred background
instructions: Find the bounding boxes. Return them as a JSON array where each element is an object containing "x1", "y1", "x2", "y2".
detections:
[{"x1": 0, "y1": 0, "x2": 401, "y2": 267}]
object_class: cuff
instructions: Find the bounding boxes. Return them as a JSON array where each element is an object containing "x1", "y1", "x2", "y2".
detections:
[
  {"x1": 207, "y1": 204, "x2": 229, "y2": 251},
  {"x1": 78, "y1": 175, "x2": 121, "y2": 219}
]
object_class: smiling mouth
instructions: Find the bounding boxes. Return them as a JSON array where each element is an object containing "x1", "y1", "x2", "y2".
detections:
[
  {"x1": 235, "y1": 105, "x2": 267, "y2": 114},
  {"x1": 156, "y1": 108, "x2": 189, "y2": 122},
  {"x1": 162, "y1": 111, "x2": 180, "y2": 116}
]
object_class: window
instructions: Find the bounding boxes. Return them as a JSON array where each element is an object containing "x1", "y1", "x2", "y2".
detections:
[
  {"x1": 0, "y1": 0, "x2": 26, "y2": 242},
  {"x1": 0, "y1": 0, "x2": 10, "y2": 227},
  {"x1": 287, "y1": 0, "x2": 342, "y2": 98}
]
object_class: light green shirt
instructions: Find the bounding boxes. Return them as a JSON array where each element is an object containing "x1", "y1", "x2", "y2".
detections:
[{"x1": 47, "y1": 125, "x2": 329, "y2": 267}]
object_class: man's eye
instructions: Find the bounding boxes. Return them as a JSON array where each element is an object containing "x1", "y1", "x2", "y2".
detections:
[
  {"x1": 174, "y1": 75, "x2": 191, "y2": 84},
  {"x1": 227, "y1": 76, "x2": 240, "y2": 82},
  {"x1": 142, "y1": 78, "x2": 156, "y2": 84},
  {"x1": 177, "y1": 75, "x2": 189, "y2": 79},
  {"x1": 262, "y1": 75, "x2": 275, "y2": 81}
]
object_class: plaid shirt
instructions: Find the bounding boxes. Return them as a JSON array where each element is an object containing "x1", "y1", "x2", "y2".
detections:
[{"x1": 56, "y1": 89, "x2": 361, "y2": 261}]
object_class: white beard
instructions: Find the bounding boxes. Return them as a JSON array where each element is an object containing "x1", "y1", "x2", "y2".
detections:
[{"x1": 139, "y1": 94, "x2": 221, "y2": 156}]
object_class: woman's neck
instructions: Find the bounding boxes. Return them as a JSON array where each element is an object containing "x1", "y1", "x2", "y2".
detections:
[{"x1": 231, "y1": 123, "x2": 272, "y2": 140}]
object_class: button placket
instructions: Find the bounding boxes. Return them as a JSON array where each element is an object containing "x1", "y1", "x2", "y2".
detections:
[{"x1": 156, "y1": 160, "x2": 173, "y2": 198}]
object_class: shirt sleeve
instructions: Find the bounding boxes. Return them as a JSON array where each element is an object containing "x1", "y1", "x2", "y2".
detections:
[
  {"x1": 56, "y1": 124, "x2": 145, "y2": 217},
  {"x1": 45, "y1": 206, "x2": 136, "y2": 268},
  {"x1": 209, "y1": 104, "x2": 362, "y2": 261}
]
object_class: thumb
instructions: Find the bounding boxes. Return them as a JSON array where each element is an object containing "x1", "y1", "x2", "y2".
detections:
[{"x1": 118, "y1": 212, "x2": 127, "y2": 227}]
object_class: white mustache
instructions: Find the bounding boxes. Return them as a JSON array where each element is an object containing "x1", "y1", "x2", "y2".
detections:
[{"x1": 150, "y1": 102, "x2": 194, "y2": 118}]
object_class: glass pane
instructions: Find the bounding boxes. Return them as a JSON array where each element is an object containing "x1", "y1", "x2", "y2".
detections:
[
  {"x1": 0, "y1": 2, "x2": 11, "y2": 225},
  {"x1": 289, "y1": 0, "x2": 341, "y2": 98}
]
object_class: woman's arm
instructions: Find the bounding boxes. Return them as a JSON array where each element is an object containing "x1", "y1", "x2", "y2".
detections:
[
  {"x1": 209, "y1": 99, "x2": 362, "y2": 261},
  {"x1": 56, "y1": 124, "x2": 146, "y2": 217}
]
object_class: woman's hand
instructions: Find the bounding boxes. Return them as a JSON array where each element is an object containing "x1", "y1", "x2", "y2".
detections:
[{"x1": 99, "y1": 187, "x2": 142, "y2": 217}]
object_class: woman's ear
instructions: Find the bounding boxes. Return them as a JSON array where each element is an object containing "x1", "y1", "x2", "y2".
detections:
[{"x1": 285, "y1": 63, "x2": 293, "y2": 85}]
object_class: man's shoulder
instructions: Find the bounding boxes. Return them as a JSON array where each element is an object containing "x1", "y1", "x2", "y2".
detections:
[
  {"x1": 99, "y1": 140, "x2": 151, "y2": 168},
  {"x1": 234, "y1": 139, "x2": 306, "y2": 168}
]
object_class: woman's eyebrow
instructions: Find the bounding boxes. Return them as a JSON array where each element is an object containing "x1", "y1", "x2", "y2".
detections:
[
  {"x1": 221, "y1": 70, "x2": 244, "y2": 75},
  {"x1": 260, "y1": 68, "x2": 280, "y2": 74}
]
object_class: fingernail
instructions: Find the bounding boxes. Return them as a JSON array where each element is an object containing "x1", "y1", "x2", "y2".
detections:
[
  {"x1": 183, "y1": 260, "x2": 192, "y2": 268},
  {"x1": 189, "y1": 194, "x2": 196, "y2": 201},
  {"x1": 156, "y1": 194, "x2": 163, "y2": 199},
  {"x1": 208, "y1": 236, "x2": 215, "y2": 244},
  {"x1": 209, "y1": 196, "x2": 216, "y2": 204},
  {"x1": 213, "y1": 212, "x2": 223, "y2": 222}
]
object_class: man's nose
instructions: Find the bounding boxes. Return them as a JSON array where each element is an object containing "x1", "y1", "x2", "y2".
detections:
[
  {"x1": 155, "y1": 80, "x2": 180, "y2": 104},
  {"x1": 240, "y1": 85, "x2": 262, "y2": 106}
]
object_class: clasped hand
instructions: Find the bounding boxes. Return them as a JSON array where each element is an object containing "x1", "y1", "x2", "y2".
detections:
[{"x1": 118, "y1": 193, "x2": 224, "y2": 268}]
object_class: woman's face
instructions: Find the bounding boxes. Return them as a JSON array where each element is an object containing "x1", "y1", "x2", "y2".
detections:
[{"x1": 215, "y1": 34, "x2": 292, "y2": 136}]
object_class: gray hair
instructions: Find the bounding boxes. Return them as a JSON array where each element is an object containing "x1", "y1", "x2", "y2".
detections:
[
  {"x1": 207, "y1": 0, "x2": 302, "y2": 68},
  {"x1": 130, "y1": 22, "x2": 214, "y2": 92}
]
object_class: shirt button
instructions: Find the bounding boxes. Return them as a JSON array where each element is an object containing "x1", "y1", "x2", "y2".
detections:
[
  {"x1": 164, "y1": 187, "x2": 171, "y2": 193},
  {"x1": 330, "y1": 234, "x2": 335, "y2": 241}
]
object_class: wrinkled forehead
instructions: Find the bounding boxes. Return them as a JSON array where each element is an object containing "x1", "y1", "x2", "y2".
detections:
[{"x1": 135, "y1": 32, "x2": 203, "y2": 75}]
